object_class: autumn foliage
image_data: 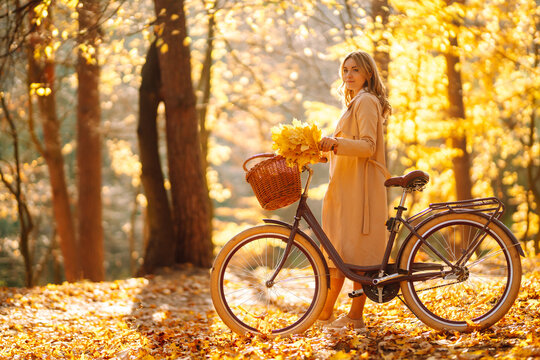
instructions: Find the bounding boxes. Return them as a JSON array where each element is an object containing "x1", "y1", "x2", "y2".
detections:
[
  {"x1": 0, "y1": 257, "x2": 539, "y2": 359},
  {"x1": 272, "y1": 120, "x2": 323, "y2": 168},
  {"x1": 0, "y1": 0, "x2": 538, "y2": 288}
]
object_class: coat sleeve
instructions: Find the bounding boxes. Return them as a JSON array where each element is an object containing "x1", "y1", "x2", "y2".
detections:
[{"x1": 335, "y1": 95, "x2": 379, "y2": 157}]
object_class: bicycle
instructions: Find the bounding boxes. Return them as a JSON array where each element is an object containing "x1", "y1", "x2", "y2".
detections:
[{"x1": 210, "y1": 154, "x2": 524, "y2": 336}]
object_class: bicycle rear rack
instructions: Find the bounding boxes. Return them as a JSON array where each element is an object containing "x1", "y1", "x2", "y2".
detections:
[
  {"x1": 430, "y1": 197, "x2": 504, "y2": 218},
  {"x1": 409, "y1": 197, "x2": 504, "y2": 223}
]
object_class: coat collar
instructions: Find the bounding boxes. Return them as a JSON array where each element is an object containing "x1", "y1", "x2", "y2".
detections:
[
  {"x1": 334, "y1": 89, "x2": 370, "y2": 137},
  {"x1": 347, "y1": 89, "x2": 368, "y2": 109}
]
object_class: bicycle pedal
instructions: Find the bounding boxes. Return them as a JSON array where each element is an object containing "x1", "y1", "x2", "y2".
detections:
[{"x1": 348, "y1": 289, "x2": 364, "y2": 298}]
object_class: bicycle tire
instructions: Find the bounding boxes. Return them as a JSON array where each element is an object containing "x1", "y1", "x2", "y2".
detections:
[
  {"x1": 210, "y1": 225, "x2": 328, "y2": 336},
  {"x1": 399, "y1": 212, "x2": 522, "y2": 331}
]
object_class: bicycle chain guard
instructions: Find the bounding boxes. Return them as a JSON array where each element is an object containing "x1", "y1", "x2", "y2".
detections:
[{"x1": 363, "y1": 271, "x2": 400, "y2": 303}]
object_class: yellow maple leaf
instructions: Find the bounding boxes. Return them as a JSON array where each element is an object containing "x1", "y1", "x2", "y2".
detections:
[
  {"x1": 330, "y1": 350, "x2": 353, "y2": 360},
  {"x1": 271, "y1": 119, "x2": 322, "y2": 169},
  {"x1": 465, "y1": 318, "x2": 481, "y2": 329}
]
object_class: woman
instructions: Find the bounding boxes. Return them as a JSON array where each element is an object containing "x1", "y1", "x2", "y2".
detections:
[{"x1": 318, "y1": 50, "x2": 391, "y2": 329}]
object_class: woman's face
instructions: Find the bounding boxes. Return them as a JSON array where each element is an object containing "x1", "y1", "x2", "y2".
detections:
[{"x1": 342, "y1": 57, "x2": 368, "y2": 96}]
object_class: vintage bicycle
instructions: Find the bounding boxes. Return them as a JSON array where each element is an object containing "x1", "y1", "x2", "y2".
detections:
[{"x1": 210, "y1": 154, "x2": 524, "y2": 336}]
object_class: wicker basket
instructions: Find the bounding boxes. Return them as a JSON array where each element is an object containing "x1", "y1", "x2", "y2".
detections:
[{"x1": 243, "y1": 153, "x2": 301, "y2": 210}]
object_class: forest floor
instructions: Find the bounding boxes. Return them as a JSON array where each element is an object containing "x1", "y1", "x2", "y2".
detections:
[{"x1": 1, "y1": 257, "x2": 539, "y2": 360}]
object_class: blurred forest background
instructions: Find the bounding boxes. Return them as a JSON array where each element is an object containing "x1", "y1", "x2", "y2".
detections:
[{"x1": 0, "y1": 0, "x2": 538, "y2": 287}]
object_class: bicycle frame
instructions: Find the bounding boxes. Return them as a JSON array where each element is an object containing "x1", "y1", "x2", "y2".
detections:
[
  {"x1": 265, "y1": 166, "x2": 523, "y2": 288},
  {"x1": 210, "y1": 162, "x2": 526, "y2": 336}
]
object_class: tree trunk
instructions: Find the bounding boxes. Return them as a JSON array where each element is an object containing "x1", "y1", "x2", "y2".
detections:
[
  {"x1": 0, "y1": 95, "x2": 35, "y2": 286},
  {"x1": 27, "y1": 4, "x2": 81, "y2": 282},
  {"x1": 154, "y1": 0, "x2": 213, "y2": 267},
  {"x1": 128, "y1": 189, "x2": 139, "y2": 276},
  {"x1": 196, "y1": 5, "x2": 217, "y2": 247},
  {"x1": 445, "y1": 0, "x2": 473, "y2": 201},
  {"x1": 137, "y1": 41, "x2": 176, "y2": 274},
  {"x1": 77, "y1": 0, "x2": 104, "y2": 281}
]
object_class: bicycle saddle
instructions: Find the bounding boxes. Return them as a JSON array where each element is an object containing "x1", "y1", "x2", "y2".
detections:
[{"x1": 384, "y1": 170, "x2": 430, "y2": 190}]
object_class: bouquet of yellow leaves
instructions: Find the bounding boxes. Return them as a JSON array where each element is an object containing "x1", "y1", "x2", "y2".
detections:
[{"x1": 271, "y1": 119, "x2": 322, "y2": 169}]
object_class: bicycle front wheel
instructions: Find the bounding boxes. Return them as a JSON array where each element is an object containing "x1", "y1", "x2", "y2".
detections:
[
  {"x1": 400, "y1": 213, "x2": 522, "y2": 331},
  {"x1": 210, "y1": 225, "x2": 328, "y2": 336}
]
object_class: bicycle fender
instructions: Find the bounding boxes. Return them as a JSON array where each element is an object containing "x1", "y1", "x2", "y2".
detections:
[
  {"x1": 490, "y1": 216, "x2": 526, "y2": 257},
  {"x1": 263, "y1": 218, "x2": 331, "y2": 287},
  {"x1": 396, "y1": 211, "x2": 525, "y2": 268}
]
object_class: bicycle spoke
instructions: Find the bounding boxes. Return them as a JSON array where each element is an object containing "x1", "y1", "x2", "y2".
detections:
[
  {"x1": 402, "y1": 215, "x2": 520, "y2": 330},
  {"x1": 226, "y1": 265, "x2": 263, "y2": 281},
  {"x1": 468, "y1": 273, "x2": 507, "y2": 285},
  {"x1": 274, "y1": 274, "x2": 321, "y2": 284},
  {"x1": 230, "y1": 289, "x2": 265, "y2": 311},
  {"x1": 431, "y1": 230, "x2": 456, "y2": 261},
  {"x1": 224, "y1": 286, "x2": 258, "y2": 298},
  {"x1": 420, "y1": 231, "x2": 458, "y2": 265},
  {"x1": 466, "y1": 248, "x2": 507, "y2": 269},
  {"x1": 212, "y1": 228, "x2": 326, "y2": 335},
  {"x1": 272, "y1": 285, "x2": 313, "y2": 305}
]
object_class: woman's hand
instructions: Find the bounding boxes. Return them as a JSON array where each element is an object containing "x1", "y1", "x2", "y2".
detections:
[{"x1": 319, "y1": 136, "x2": 338, "y2": 152}]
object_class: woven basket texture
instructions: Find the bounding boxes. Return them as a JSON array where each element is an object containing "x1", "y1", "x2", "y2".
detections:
[{"x1": 245, "y1": 155, "x2": 301, "y2": 210}]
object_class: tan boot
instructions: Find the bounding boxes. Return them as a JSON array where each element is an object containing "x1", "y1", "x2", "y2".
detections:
[
  {"x1": 314, "y1": 314, "x2": 336, "y2": 328},
  {"x1": 326, "y1": 315, "x2": 365, "y2": 330}
]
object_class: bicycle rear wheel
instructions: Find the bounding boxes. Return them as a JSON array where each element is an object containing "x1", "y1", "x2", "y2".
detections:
[
  {"x1": 210, "y1": 225, "x2": 328, "y2": 336},
  {"x1": 399, "y1": 213, "x2": 522, "y2": 331}
]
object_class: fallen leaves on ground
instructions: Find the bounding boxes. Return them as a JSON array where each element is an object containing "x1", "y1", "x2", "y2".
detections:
[{"x1": 1, "y1": 257, "x2": 539, "y2": 359}]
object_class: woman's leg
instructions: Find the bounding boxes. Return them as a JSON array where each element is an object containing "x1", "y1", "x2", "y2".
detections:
[
  {"x1": 347, "y1": 281, "x2": 366, "y2": 320},
  {"x1": 318, "y1": 268, "x2": 345, "y2": 320}
]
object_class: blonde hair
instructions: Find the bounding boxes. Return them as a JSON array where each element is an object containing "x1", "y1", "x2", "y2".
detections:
[{"x1": 338, "y1": 51, "x2": 391, "y2": 119}]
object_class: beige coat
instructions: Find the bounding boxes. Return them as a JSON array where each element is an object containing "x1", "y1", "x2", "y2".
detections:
[{"x1": 322, "y1": 90, "x2": 390, "y2": 267}]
